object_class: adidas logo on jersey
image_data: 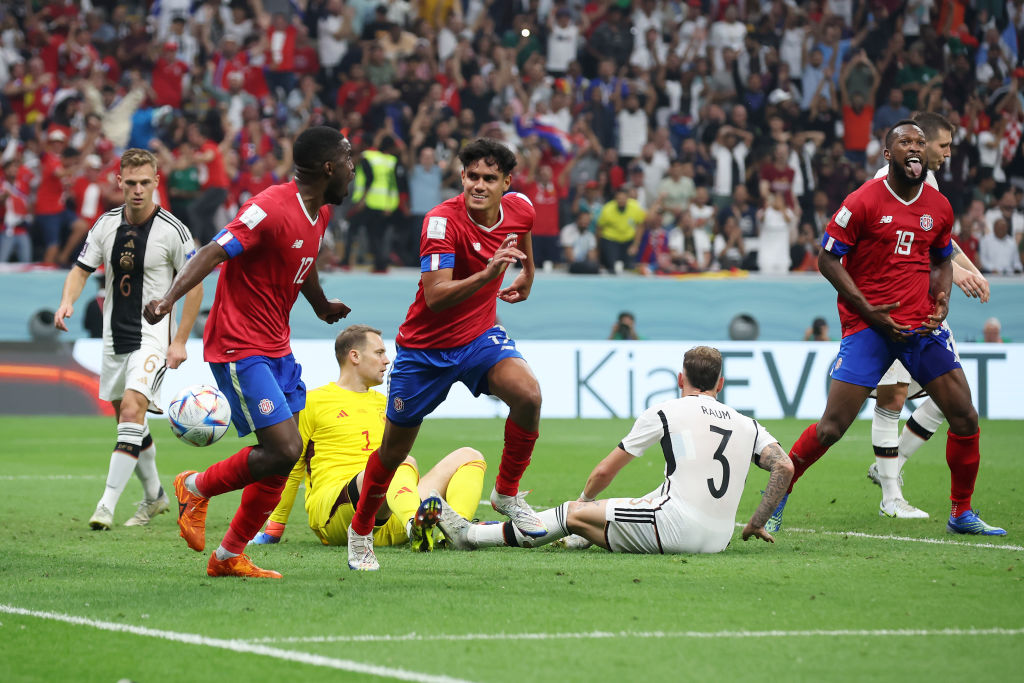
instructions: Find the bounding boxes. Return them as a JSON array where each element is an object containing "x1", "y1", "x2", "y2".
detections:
[
  {"x1": 292, "y1": 240, "x2": 304, "y2": 248},
  {"x1": 879, "y1": 216, "x2": 893, "y2": 224},
  {"x1": 336, "y1": 409, "x2": 348, "y2": 418}
]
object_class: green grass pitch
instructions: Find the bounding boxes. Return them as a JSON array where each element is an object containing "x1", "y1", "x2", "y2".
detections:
[{"x1": 1, "y1": 416, "x2": 1021, "y2": 682}]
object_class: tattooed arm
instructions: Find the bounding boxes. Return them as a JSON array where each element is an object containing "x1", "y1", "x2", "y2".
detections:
[{"x1": 742, "y1": 442, "x2": 795, "y2": 543}]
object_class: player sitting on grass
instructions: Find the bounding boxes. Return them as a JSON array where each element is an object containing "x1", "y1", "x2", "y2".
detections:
[
  {"x1": 435, "y1": 346, "x2": 794, "y2": 555},
  {"x1": 249, "y1": 325, "x2": 487, "y2": 550}
]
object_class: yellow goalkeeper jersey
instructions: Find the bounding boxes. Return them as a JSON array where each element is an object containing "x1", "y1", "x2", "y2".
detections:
[{"x1": 298, "y1": 383, "x2": 387, "y2": 496}]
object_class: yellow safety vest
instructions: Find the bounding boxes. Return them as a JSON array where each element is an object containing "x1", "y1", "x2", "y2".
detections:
[{"x1": 356, "y1": 149, "x2": 398, "y2": 211}]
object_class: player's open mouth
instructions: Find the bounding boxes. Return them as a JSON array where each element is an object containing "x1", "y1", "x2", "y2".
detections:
[{"x1": 905, "y1": 156, "x2": 923, "y2": 177}]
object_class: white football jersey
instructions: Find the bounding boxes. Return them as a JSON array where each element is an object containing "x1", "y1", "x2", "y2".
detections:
[
  {"x1": 620, "y1": 394, "x2": 777, "y2": 526},
  {"x1": 873, "y1": 164, "x2": 939, "y2": 189},
  {"x1": 76, "y1": 206, "x2": 196, "y2": 355}
]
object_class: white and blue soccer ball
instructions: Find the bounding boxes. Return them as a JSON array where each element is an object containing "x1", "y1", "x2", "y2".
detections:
[{"x1": 167, "y1": 384, "x2": 231, "y2": 447}]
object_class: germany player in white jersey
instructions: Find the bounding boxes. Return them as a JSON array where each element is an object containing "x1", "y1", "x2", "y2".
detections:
[
  {"x1": 436, "y1": 346, "x2": 794, "y2": 554},
  {"x1": 867, "y1": 112, "x2": 991, "y2": 519},
  {"x1": 54, "y1": 148, "x2": 202, "y2": 530}
]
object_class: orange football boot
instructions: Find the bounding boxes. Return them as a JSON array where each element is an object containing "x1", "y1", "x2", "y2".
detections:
[
  {"x1": 207, "y1": 553, "x2": 283, "y2": 579},
  {"x1": 174, "y1": 470, "x2": 209, "y2": 552}
]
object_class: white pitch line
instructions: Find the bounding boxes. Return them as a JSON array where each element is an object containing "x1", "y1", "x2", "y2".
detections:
[
  {"x1": 0, "y1": 604, "x2": 477, "y2": 683},
  {"x1": 759, "y1": 525, "x2": 1024, "y2": 552},
  {"x1": 0, "y1": 474, "x2": 102, "y2": 481},
  {"x1": 249, "y1": 627, "x2": 1024, "y2": 645}
]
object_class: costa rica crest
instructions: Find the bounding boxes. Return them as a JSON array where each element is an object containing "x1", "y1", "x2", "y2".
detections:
[{"x1": 920, "y1": 214, "x2": 933, "y2": 231}]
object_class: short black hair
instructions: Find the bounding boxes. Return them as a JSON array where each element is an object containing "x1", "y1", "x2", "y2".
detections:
[
  {"x1": 294, "y1": 126, "x2": 344, "y2": 172},
  {"x1": 458, "y1": 138, "x2": 516, "y2": 175},
  {"x1": 885, "y1": 119, "x2": 923, "y2": 150}
]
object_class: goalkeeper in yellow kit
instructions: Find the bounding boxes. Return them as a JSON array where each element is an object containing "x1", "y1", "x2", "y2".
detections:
[{"x1": 250, "y1": 324, "x2": 487, "y2": 550}]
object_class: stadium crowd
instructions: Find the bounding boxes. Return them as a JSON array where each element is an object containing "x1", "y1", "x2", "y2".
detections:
[{"x1": 0, "y1": 0, "x2": 1023, "y2": 276}]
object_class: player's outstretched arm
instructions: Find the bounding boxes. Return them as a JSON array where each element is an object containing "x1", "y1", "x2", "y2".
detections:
[
  {"x1": 144, "y1": 241, "x2": 228, "y2": 325},
  {"x1": 423, "y1": 233, "x2": 526, "y2": 311},
  {"x1": 300, "y1": 261, "x2": 350, "y2": 323},
  {"x1": 54, "y1": 264, "x2": 91, "y2": 332},
  {"x1": 818, "y1": 250, "x2": 910, "y2": 340},
  {"x1": 578, "y1": 447, "x2": 633, "y2": 502},
  {"x1": 742, "y1": 442, "x2": 794, "y2": 543}
]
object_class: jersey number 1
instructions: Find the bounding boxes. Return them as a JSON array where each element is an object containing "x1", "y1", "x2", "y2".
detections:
[{"x1": 293, "y1": 256, "x2": 314, "y2": 284}]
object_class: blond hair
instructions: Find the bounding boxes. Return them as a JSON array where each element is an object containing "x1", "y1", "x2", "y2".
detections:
[{"x1": 120, "y1": 148, "x2": 158, "y2": 173}]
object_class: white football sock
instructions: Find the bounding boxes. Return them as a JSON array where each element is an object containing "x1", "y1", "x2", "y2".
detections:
[
  {"x1": 469, "y1": 503, "x2": 571, "y2": 548},
  {"x1": 98, "y1": 422, "x2": 144, "y2": 511},
  {"x1": 134, "y1": 424, "x2": 162, "y2": 501},
  {"x1": 185, "y1": 472, "x2": 203, "y2": 497},
  {"x1": 215, "y1": 545, "x2": 239, "y2": 561},
  {"x1": 872, "y1": 406, "x2": 902, "y2": 501},
  {"x1": 898, "y1": 398, "x2": 945, "y2": 470}
]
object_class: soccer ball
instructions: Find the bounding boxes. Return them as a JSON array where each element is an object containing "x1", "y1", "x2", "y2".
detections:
[{"x1": 167, "y1": 384, "x2": 231, "y2": 447}]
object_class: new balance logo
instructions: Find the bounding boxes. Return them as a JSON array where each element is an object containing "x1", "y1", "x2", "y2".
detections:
[
  {"x1": 879, "y1": 216, "x2": 893, "y2": 224},
  {"x1": 292, "y1": 240, "x2": 304, "y2": 248}
]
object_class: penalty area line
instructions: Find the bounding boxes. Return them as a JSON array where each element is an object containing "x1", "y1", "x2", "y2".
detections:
[
  {"x1": 755, "y1": 525, "x2": 1023, "y2": 552},
  {"x1": 0, "y1": 474, "x2": 103, "y2": 481},
  {"x1": 250, "y1": 627, "x2": 1024, "y2": 645},
  {"x1": 0, "y1": 604, "x2": 477, "y2": 683}
]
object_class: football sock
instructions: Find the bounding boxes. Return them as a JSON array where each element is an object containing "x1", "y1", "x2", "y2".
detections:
[
  {"x1": 134, "y1": 427, "x2": 162, "y2": 501},
  {"x1": 946, "y1": 428, "x2": 980, "y2": 517},
  {"x1": 386, "y1": 462, "x2": 420, "y2": 528},
  {"x1": 495, "y1": 419, "x2": 538, "y2": 496},
  {"x1": 872, "y1": 405, "x2": 902, "y2": 501},
  {"x1": 787, "y1": 423, "x2": 830, "y2": 493},
  {"x1": 267, "y1": 458, "x2": 305, "y2": 526},
  {"x1": 221, "y1": 474, "x2": 289, "y2": 554},
  {"x1": 214, "y1": 546, "x2": 239, "y2": 561},
  {"x1": 98, "y1": 422, "x2": 144, "y2": 511},
  {"x1": 195, "y1": 446, "x2": 256, "y2": 498},
  {"x1": 445, "y1": 459, "x2": 487, "y2": 520},
  {"x1": 468, "y1": 503, "x2": 571, "y2": 548},
  {"x1": 351, "y1": 450, "x2": 396, "y2": 536},
  {"x1": 899, "y1": 398, "x2": 944, "y2": 470}
]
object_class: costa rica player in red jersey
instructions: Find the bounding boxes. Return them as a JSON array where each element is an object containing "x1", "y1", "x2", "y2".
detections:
[
  {"x1": 347, "y1": 138, "x2": 545, "y2": 570},
  {"x1": 766, "y1": 120, "x2": 1005, "y2": 536},
  {"x1": 143, "y1": 126, "x2": 355, "y2": 578}
]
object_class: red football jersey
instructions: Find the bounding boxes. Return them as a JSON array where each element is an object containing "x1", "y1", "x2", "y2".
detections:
[
  {"x1": 397, "y1": 192, "x2": 536, "y2": 349},
  {"x1": 823, "y1": 177, "x2": 953, "y2": 337},
  {"x1": 204, "y1": 181, "x2": 330, "y2": 362}
]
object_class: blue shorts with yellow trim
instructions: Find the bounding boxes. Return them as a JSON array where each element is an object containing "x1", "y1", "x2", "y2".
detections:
[
  {"x1": 209, "y1": 354, "x2": 306, "y2": 437},
  {"x1": 830, "y1": 326, "x2": 961, "y2": 389},
  {"x1": 386, "y1": 325, "x2": 525, "y2": 427}
]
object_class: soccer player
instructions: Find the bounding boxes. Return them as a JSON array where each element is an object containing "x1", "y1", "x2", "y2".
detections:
[
  {"x1": 54, "y1": 148, "x2": 202, "y2": 530},
  {"x1": 769, "y1": 120, "x2": 1005, "y2": 536},
  {"x1": 867, "y1": 111, "x2": 992, "y2": 518},
  {"x1": 248, "y1": 324, "x2": 487, "y2": 550},
  {"x1": 435, "y1": 346, "x2": 794, "y2": 555},
  {"x1": 346, "y1": 138, "x2": 544, "y2": 571},
  {"x1": 143, "y1": 126, "x2": 354, "y2": 578}
]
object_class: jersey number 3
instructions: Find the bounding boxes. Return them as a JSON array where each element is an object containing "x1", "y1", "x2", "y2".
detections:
[{"x1": 707, "y1": 425, "x2": 732, "y2": 499}]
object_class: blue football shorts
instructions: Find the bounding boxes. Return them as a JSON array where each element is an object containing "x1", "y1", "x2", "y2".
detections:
[
  {"x1": 209, "y1": 353, "x2": 306, "y2": 437},
  {"x1": 386, "y1": 325, "x2": 525, "y2": 427},
  {"x1": 830, "y1": 325, "x2": 961, "y2": 389}
]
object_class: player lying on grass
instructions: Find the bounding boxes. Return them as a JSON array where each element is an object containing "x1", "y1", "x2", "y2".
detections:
[
  {"x1": 248, "y1": 324, "x2": 486, "y2": 551},
  {"x1": 435, "y1": 346, "x2": 794, "y2": 554}
]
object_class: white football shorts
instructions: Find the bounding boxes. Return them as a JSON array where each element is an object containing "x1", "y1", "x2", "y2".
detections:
[
  {"x1": 604, "y1": 488, "x2": 734, "y2": 555},
  {"x1": 99, "y1": 344, "x2": 167, "y2": 411}
]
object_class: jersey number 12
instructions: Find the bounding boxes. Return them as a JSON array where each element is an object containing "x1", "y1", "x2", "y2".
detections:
[{"x1": 293, "y1": 256, "x2": 314, "y2": 284}]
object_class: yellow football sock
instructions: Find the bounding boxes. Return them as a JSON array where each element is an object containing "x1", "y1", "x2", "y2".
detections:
[
  {"x1": 446, "y1": 460, "x2": 487, "y2": 520},
  {"x1": 268, "y1": 456, "x2": 305, "y2": 525},
  {"x1": 386, "y1": 462, "x2": 421, "y2": 524}
]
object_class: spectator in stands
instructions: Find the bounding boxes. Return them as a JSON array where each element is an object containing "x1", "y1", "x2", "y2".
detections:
[
  {"x1": 984, "y1": 189, "x2": 1024, "y2": 244},
  {"x1": 608, "y1": 311, "x2": 640, "y2": 340},
  {"x1": 668, "y1": 210, "x2": 712, "y2": 274},
  {"x1": 186, "y1": 120, "x2": 230, "y2": 245},
  {"x1": 405, "y1": 145, "x2": 443, "y2": 267},
  {"x1": 839, "y1": 51, "x2": 879, "y2": 166},
  {"x1": 979, "y1": 218, "x2": 1023, "y2": 275},
  {"x1": 657, "y1": 159, "x2": 697, "y2": 215},
  {"x1": 519, "y1": 156, "x2": 561, "y2": 269},
  {"x1": 710, "y1": 123, "x2": 751, "y2": 209},
  {"x1": 983, "y1": 318, "x2": 1004, "y2": 343},
  {"x1": 804, "y1": 317, "x2": 831, "y2": 342},
  {"x1": 597, "y1": 186, "x2": 644, "y2": 274},
  {"x1": 560, "y1": 209, "x2": 600, "y2": 275},
  {"x1": 713, "y1": 214, "x2": 747, "y2": 271},
  {"x1": 873, "y1": 88, "x2": 911, "y2": 137},
  {"x1": 0, "y1": 159, "x2": 32, "y2": 264},
  {"x1": 35, "y1": 129, "x2": 78, "y2": 265},
  {"x1": 757, "y1": 192, "x2": 798, "y2": 274}
]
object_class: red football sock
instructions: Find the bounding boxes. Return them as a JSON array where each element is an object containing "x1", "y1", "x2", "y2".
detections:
[
  {"x1": 350, "y1": 450, "x2": 396, "y2": 536},
  {"x1": 495, "y1": 419, "x2": 539, "y2": 496},
  {"x1": 221, "y1": 474, "x2": 288, "y2": 554},
  {"x1": 787, "y1": 423, "x2": 830, "y2": 493},
  {"x1": 195, "y1": 446, "x2": 256, "y2": 497},
  {"x1": 946, "y1": 428, "x2": 980, "y2": 517}
]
